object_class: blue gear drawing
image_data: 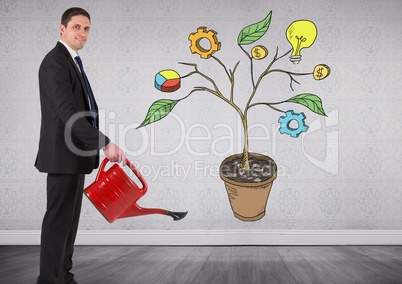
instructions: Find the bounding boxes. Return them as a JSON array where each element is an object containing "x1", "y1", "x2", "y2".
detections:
[{"x1": 278, "y1": 110, "x2": 309, "y2": 138}]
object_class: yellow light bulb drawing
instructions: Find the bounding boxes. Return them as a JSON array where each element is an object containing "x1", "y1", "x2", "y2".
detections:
[{"x1": 286, "y1": 20, "x2": 317, "y2": 64}]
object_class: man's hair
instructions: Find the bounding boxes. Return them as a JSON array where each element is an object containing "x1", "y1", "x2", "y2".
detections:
[{"x1": 61, "y1": 7, "x2": 90, "y2": 27}]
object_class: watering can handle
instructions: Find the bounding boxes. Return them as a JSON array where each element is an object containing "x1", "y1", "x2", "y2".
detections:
[
  {"x1": 126, "y1": 159, "x2": 148, "y2": 190},
  {"x1": 96, "y1": 158, "x2": 148, "y2": 190}
]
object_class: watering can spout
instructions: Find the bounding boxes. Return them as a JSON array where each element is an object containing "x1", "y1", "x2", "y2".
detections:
[
  {"x1": 166, "y1": 211, "x2": 188, "y2": 221},
  {"x1": 118, "y1": 203, "x2": 188, "y2": 221}
]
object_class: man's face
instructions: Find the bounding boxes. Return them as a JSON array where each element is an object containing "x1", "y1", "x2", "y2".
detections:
[{"x1": 60, "y1": 15, "x2": 90, "y2": 53}]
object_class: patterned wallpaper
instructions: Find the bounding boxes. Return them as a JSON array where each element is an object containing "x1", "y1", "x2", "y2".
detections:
[{"x1": 0, "y1": 0, "x2": 401, "y2": 231}]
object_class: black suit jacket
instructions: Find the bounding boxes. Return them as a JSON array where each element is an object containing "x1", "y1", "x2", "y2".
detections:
[{"x1": 35, "y1": 42, "x2": 110, "y2": 174}]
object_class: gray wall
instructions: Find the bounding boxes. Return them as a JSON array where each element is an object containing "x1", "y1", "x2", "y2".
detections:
[{"x1": 1, "y1": 0, "x2": 401, "y2": 231}]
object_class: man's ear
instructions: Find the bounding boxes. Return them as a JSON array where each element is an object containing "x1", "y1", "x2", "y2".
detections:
[{"x1": 60, "y1": 24, "x2": 65, "y2": 34}]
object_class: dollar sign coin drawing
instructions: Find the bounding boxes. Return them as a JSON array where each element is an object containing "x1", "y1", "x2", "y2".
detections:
[
  {"x1": 251, "y1": 45, "x2": 268, "y2": 60},
  {"x1": 313, "y1": 64, "x2": 330, "y2": 80}
]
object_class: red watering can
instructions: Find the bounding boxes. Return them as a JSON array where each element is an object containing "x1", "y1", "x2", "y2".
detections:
[{"x1": 84, "y1": 158, "x2": 188, "y2": 223}]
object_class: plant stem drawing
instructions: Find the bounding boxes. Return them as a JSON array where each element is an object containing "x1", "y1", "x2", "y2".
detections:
[{"x1": 139, "y1": 10, "x2": 329, "y2": 171}]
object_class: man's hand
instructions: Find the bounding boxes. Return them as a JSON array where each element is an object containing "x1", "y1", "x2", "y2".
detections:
[{"x1": 103, "y1": 142, "x2": 127, "y2": 166}]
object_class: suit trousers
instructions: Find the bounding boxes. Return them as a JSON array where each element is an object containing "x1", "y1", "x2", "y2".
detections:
[{"x1": 37, "y1": 173, "x2": 85, "y2": 284}]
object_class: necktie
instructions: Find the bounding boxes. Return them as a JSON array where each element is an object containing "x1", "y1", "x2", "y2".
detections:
[{"x1": 75, "y1": 55, "x2": 97, "y2": 128}]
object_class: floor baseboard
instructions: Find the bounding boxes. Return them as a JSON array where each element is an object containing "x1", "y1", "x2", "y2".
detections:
[{"x1": 1, "y1": 230, "x2": 402, "y2": 245}]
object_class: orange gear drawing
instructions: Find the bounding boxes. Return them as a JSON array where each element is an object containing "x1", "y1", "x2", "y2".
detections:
[{"x1": 188, "y1": 27, "x2": 221, "y2": 59}]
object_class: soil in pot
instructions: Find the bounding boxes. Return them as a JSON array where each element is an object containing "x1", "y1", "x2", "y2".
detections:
[{"x1": 221, "y1": 156, "x2": 275, "y2": 183}]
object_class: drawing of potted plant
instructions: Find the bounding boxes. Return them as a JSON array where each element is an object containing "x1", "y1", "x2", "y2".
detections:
[{"x1": 138, "y1": 11, "x2": 330, "y2": 221}]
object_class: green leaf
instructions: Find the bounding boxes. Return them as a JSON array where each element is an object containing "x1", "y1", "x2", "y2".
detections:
[
  {"x1": 138, "y1": 99, "x2": 179, "y2": 128},
  {"x1": 237, "y1": 11, "x2": 272, "y2": 45},
  {"x1": 286, "y1": 94, "x2": 327, "y2": 116}
]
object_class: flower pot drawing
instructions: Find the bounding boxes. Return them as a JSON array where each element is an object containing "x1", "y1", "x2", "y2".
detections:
[{"x1": 220, "y1": 153, "x2": 277, "y2": 221}]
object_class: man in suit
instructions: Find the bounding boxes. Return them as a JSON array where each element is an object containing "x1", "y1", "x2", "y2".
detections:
[{"x1": 35, "y1": 7, "x2": 126, "y2": 283}]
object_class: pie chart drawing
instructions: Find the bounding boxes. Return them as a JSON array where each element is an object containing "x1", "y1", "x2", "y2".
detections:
[{"x1": 155, "y1": 69, "x2": 181, "y2": 92}]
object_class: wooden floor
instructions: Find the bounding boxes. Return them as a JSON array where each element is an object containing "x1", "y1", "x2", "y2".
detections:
[{"x1": 1, "y1": 246, "x2": 402, "y2": 283}]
